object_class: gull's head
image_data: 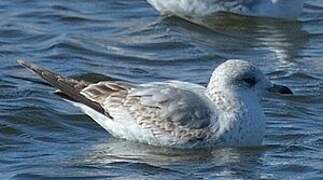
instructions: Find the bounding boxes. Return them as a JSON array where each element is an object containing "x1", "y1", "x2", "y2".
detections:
[{"x1": 208, "y1": 59, "x2": 293, "y2": 98}]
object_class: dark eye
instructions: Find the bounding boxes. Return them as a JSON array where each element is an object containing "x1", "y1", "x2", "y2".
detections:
[{"x1": 243, "y1": 77, "x2": 256, "y2": 87}]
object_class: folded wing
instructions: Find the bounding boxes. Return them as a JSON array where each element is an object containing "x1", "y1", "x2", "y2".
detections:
[
  {"x1": 18, "y1": 60, "x2": 218, "y2": 143},
  {"x1": 81, "y1": 81, "x2": 218, "y2": 142}
]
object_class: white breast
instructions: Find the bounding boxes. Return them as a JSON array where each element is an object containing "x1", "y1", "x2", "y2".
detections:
[{"x1": 208, "y1": 90, "x2": 266, "y2": 147}]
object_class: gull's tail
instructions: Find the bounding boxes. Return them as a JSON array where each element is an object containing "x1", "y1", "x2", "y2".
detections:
[{"x1": 17, "y1": 59, "x2": 105, "y2": 114}]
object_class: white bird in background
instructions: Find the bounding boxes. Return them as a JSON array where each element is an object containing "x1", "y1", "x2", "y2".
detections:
[
  {"x1": 147, "y1": 0, "x2": 304, "y2": 20},
  {"x1": 18, "y1": 59, "x2": 292, "y2": 149}
]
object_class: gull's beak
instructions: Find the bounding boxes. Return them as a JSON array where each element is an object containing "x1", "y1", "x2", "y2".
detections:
[{"x1": 268, "y1": 83, "x2": 293, "y2": 95}]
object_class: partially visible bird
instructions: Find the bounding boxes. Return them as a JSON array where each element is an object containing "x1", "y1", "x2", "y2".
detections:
[{"x1": 147, "y1": 0, "x2": 304, "y2": 20}]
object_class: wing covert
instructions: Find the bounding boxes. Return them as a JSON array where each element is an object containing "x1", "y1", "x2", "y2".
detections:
[{"x1": 80, "y1": 81, "x2": 218, "y2": 142}]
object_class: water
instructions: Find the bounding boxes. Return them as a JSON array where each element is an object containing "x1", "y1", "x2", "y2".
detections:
[{"x1": 1, "y1": 0, "x2": 323, "y2": 179}]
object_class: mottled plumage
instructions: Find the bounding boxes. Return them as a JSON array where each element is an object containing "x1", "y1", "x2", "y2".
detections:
[
  {"x1": 82, "y1": 81, "x2": 216, "y2": 142},
  {"x1": 18, "y1": 59, "x2": 292, "y2": 148}
]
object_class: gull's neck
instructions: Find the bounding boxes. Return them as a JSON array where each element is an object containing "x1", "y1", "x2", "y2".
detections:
[
  {"x1": 207, "y1": 83, "x2": 249, "y2": 114},
  {"x1": 206, "y1": 81, "x2": 265, "y2": 146}
]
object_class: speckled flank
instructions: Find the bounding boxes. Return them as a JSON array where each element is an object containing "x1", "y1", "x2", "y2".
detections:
[{"x1": 81, "y1": 81, "x2": 214, "y2": 147}]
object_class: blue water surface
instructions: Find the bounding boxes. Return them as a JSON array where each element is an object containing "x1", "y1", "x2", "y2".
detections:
[{"x1": 0, "y1": 0, "x2": 323, "y2": 179}]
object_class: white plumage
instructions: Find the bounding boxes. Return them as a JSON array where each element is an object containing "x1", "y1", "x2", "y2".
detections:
[{"x1": 147, "y1": 0, "x2": 304, "y2": 20}]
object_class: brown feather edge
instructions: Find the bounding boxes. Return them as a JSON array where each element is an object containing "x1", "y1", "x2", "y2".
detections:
[{"x1": 17, "y1": 59, "x2": 113, "y2": 119}]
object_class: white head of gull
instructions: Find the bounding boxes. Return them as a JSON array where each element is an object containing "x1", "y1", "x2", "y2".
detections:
[
  {"x1": 18, "y1": 59, "x2": 293, "y2": 149},
  {"x1": 147, "y1": 0, "x2": 304, "y2": 20}
]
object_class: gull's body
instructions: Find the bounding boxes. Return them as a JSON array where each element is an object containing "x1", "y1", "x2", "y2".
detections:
[
  {"x1": 74, "y1": 80, "x2": 264, "y2": 148},
  {"x1": 18, "y1": 60, "x2": 292, "y2": 149},
  {"x1": 147, "y1": 0, "x2": 304, "y2": 20}
]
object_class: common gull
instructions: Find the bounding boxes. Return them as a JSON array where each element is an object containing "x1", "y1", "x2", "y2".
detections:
[{"x1": 18, "y1": 59, "x2": 292, "y2": 149}]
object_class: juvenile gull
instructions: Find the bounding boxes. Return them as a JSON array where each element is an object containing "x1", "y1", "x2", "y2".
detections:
[
  {"x1": 147, "y1": 0, "x2": 304, "y2": 20},
  {"x1": 18, "y1": 59, "x2": 292, "y2": 149}
]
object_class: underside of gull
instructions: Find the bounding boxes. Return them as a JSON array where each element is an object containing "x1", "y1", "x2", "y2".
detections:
[
  {"x1": 147, "y1": 0, "x2": 304, "y2": 20},
  {"x1": 18, "y1": 59, "x2": 292, "y2": 149}
]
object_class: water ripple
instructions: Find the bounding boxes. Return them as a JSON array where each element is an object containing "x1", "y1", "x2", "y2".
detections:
[{"x1": 1, "y1": 0, "x2": 323, "y2": 179}]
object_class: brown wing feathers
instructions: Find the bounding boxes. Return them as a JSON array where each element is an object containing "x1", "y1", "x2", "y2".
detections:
[{"x1": 17, "y1": 60, "x2": 108, "y2": 116}]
